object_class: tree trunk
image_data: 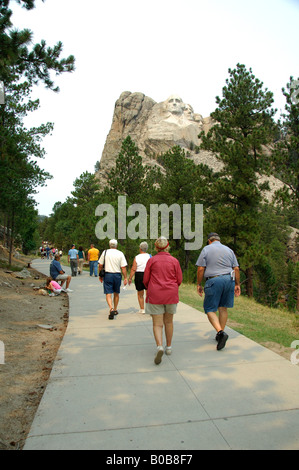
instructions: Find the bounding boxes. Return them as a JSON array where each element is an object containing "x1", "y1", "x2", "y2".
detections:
[
  {"x1": 8, "y1": 211, "x2": 14, "y2": 267},
  {"x1": 3, "y1": 213, "x2": 9, "y2": 248},
  {"x1": 246, "y1": 266, "x2": 254, "y2": 297},
  {"x1": 185, "y1": 250, "x2": 190, "y2": 270}
]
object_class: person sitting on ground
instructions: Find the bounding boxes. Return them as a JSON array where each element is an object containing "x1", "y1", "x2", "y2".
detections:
[
  {"x1": 50, "y1": 254, "x2": 73, "y2": 293},
  {"x1": 46, "y1": 277, "x2": 62, "y2": 296},
  {"x1": 128, "y1": 241, "x2": 151, "y2": 314}
]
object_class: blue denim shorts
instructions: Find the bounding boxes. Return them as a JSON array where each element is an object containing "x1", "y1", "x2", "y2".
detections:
[
  {"x1": 104, "y1": 272, "x2": 122, "y2": 294},
  {"x1": 204, "y1": 274, "x2": 235, "y2": 313}
]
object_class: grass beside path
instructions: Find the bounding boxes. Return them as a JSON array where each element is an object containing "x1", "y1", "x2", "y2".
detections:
[
  {"x1": 48, "y1": 257, "x2": 299, "y2": 359},
  {"x1": 179, "y1": 283, "x2": 299, "y2": 356}
]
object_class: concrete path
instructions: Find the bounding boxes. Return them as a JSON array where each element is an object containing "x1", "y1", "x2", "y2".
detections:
[{"x1": 24, "y1": 259, "x2": 299, "y2": 450}]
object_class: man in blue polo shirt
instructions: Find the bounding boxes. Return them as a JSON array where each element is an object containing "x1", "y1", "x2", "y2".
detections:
[
  {"x1": 50, "y1": 255, "x2": 73, "y2": 293},
  {"x1": 196, "y1": 232, "x2": 241, "y2": 350}
]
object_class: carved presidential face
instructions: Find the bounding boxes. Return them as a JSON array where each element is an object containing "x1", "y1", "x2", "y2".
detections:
[
  {"x1": 184, "y1": 104, "x2": 194, "y2": 119},
  {"x1": 166, "y1": 95, "x2": 184, "y2": 115}
]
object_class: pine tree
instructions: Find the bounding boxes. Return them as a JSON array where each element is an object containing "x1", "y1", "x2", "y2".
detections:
[
  {"x1": 0, "y1": 0, "x2": 75, "y2": 260},
  {"x1": 157, "y1": 146, "x2": 204, "y2": 206},
  {"x1": 106, "y1": 135, "x2": 160, "y2": 205},
  {"x1": 0, "y1": 0, "x2": 75, "y2": 90},
  {"x1": 199, "y1": 64, "x2": 277, "y2": 296},
  {"x1": 272, "y1": 76, "x2": 299, "y2": 227},
  {"x1": 0, "y1": 81, "x2": 53, "y2": 262}
]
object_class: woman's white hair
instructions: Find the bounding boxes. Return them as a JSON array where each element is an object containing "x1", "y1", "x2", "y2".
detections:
[
  {"x1": 155, "y1": 236, "x2": 169, "y2": 252},
  {"x1": 139, "y1": 242, "x2": 148, "y2": 252}
]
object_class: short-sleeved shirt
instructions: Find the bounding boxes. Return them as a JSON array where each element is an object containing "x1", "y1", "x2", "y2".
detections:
[
  {"x1": 50, "y1": 260, "x2": 63, "y2": 280},
  {"x1": 88, "y1": 247, "x2": 100, "y2": 261},
  {"x1": 99, "y1": 248, "x2": 127, "y2": 273},
  {"x1": 196, "y1": 241, "x2": 239, "y2": 278},
  {"x1": 135, "y1": 253, "x2": 151, "y2": 272},
  {"x1": 143, "y1": 252, "x2": 183, "y2": 304},
  {"x1": 51, "y1": 280, "x2": 62, "y2": 290},
  {"x1": 68, "y1": 248, "x2": 78, "y2": 259}
]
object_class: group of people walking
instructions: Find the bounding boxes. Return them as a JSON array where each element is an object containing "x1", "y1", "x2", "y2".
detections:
[
  {"x1": 48, "y1": 233, "x2": 241, "y2": 365},
  {"x1": 67, "y1": 245, "x2": 89, "y2": 276},
  {"x1": 40, "y1": 245, "x2": 62, "y2": 260}
]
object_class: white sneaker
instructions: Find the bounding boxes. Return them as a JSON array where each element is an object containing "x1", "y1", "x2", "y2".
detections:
[
  {"x1": 65, "y1": 288, "x2": 73, "y2": 293},
  {"x1": 154, "y1": 346, "x2": 164, "y2": 365},
  {"x1": 165, "y1": 347, "x2": 172, "y2": 356}
]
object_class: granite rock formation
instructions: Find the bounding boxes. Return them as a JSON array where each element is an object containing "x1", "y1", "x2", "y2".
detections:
[
  {"x1": 96, "y1": 91, "x2": 283, "y2": 198},
  {"x1": 97, "y1": 91, "x2": 215, "y2": 178}
]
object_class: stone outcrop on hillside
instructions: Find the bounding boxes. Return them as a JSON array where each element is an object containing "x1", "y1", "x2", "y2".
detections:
[
  {"x1": 96, "y1": 91, "x2": 283, "y2": 199},
  {"x1": 97, "y1": 91, "x2": 214, "y2": 178}
]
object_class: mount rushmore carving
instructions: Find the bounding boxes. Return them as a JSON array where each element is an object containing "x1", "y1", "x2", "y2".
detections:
[
  {"x1": 97, "y1": 91, "x2": 215, "y2": 178},
  {"x1": 96, "y1": 91, "x2": 283, "y2": 199}
]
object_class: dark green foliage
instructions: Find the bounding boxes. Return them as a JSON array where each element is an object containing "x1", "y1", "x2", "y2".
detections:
[
  {"x1": 272, "y1": 76, "x2": 299, "y2": 228},
  {"x1": 286, "y1": 260, "x2": 299, "y2": 312},
  {"x1": 0, "y1": 0, "x2": 75, "y2": 262},
  {"x1": 39, "y1": 65, "x2": 298, "y2": 312},
  {"x1": 105, "y1": 136, "x2": 161, "y2": 206},
  {"x1": 199, "y1": 64, "x2": 278, "y2": 296},
  {"x1": 0, "y1": 0, "x2": 75, "y2": 90}
]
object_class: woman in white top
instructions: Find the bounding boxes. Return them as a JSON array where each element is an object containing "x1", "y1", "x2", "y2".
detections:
[{"x1": 129, "y1": 242, "x2": 151, "y2": 313}]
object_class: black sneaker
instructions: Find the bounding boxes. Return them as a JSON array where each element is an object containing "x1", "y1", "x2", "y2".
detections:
[
  {"x1": 108, "y1": 310, "x2": 115, "y2": 320},
  {"x1": 217, "y1": 331, "x2": 229, "y2": 350}
]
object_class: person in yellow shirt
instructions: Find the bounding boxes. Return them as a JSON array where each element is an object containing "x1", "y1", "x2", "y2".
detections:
[{"x1": 88, "y1": 244, "x2": 100, "y2": 277}]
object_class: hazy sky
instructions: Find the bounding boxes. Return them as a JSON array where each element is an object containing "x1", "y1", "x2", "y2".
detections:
[{"x1": 10, "y1": 0, "x2": 299, "y2": 216}]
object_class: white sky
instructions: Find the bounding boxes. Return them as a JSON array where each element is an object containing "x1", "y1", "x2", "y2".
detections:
[{"x1": 10, "y1": 0, "x2": 299, "y2": 216}]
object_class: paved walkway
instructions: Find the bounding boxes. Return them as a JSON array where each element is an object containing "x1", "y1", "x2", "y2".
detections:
[{"x1": 24, "y1": 259, "x2": 299, "y2": 450}]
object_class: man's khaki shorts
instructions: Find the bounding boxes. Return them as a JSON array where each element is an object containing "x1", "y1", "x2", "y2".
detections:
[{"x1": 55, "y1": 274, "x2": 68, "y2": 281}]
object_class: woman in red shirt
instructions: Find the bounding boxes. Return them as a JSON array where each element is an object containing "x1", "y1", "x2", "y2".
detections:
[{"x1": 143, "y1": 237, "x2": 183, "y2": 365}]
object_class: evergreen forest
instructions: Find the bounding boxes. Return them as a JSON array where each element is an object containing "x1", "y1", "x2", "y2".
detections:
[{"x1": 0, "y1": 1, "x2": 298, "y2": 312}]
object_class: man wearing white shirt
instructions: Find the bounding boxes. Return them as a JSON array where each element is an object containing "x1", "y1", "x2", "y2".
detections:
[{"x1": 98, "y1": 239, "x2": 128, "y2": 319}]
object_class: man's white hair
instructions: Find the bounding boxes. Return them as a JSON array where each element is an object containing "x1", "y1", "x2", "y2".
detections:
[{"x1": 109, "y1": 239, "x2": 118, "y2": 247}]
